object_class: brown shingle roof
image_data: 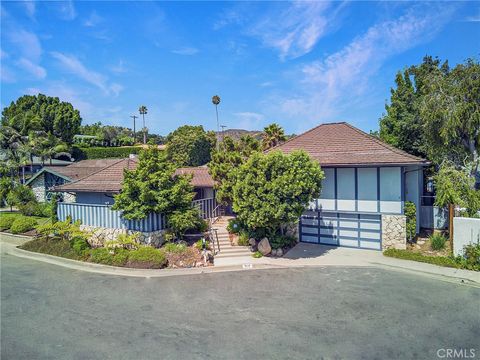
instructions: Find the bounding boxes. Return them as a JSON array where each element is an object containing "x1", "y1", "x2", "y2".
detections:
[
  {"x1": 44, "y1": 159, "x2": 122, "y2": 181},
  {"x1": 269, "y1": 122, "x2": 428, "y2": 166},
  {"x1": 175, "y1": 167, "x2": 215, "y2": 188},
  {"x1": 54, "y1": 158, "x2": 138, "y2": 193}
]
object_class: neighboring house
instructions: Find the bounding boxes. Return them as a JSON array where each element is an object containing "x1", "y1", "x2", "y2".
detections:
[
  {"x1": 25, "y1": 159, "x2": 122, "y2": 203},
  {"x1": 270, "y1": 122, "x2": 429, "y2": 250}
]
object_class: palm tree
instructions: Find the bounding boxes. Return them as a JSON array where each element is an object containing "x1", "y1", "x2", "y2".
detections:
[
  {"x1": 212, "y1": 95, "x2": 221, "y2": 150},
  {"x1": 138, "y1": 106, "x2": 148, "y2": 144},
  {"x1": 38, "y1": 134, "x2": 71, "y2": 165},
  {"x1": 262, "y1": 123, "x2": 287, "y2": 150}
]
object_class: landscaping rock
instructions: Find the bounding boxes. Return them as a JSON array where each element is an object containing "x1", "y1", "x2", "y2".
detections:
[
  {"x1": 276, "y1": 248, "x2": 283, "y2": 257},
  {"x1": 248, "y1": 238, "x2": 256, "y2": 247},
  {"x1": 258, "y1": 238, "x2": 271, "y2": 255}
]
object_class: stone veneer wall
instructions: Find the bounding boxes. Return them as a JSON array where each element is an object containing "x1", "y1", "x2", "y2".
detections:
[
  {"x1": 80, "y1": 225, "x2": 166, "y2": 248},
  {"x1": 31, "y1": 173, "x2": 46, "y2": 202},
  {"x1": 381, "y1": 214, "x2": 406, "y2": 250},
  {"x1": 63, "y1": 192, "x2": 76, "y2": 203}
]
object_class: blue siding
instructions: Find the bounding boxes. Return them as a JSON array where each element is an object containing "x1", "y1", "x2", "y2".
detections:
[{"x1": 57, "y1": 203, "x2": 166, "y2": 232}]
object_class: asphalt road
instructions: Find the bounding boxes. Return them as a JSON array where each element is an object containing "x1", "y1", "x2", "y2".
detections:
[{"x1": 1, "y1": 252, "x2": 479, "y2": 360}]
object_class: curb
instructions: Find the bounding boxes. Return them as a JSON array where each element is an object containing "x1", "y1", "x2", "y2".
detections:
[{"x1": 6, "y1": 245, "x2": 283, "y2": 278}]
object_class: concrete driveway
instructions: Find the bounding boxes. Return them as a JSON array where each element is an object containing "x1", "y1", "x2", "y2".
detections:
[{"x1": 2, "y1": 251, "x2": 479, "y2": 360}]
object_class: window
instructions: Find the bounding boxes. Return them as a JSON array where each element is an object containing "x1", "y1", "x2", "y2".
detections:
[{"x1": 357, "y1": 168, "x2": 378, "y2": 212}]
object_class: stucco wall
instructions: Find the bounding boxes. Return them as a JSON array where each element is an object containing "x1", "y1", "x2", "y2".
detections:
[
  {"x1": 381, "y1": 214, "x2": 406, "y2": 250},
  {"x1": 30, "y1": 173, "x2": 46, "y2": 202},
  {"x1": 453, "y1": 217, "x2": 480, "y2": 256}
]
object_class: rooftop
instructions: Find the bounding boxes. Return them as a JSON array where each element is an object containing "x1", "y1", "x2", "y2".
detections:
[
  {"x1": 269, "y1": 122, "x2": 428, "y2": 166},
  {"x1": 175, "y1": 166, "x2": 215, "y2": 188}
]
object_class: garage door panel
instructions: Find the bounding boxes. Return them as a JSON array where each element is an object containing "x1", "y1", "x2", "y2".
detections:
[
  {"x1": 301, "y1": 235, "x2": 319, "y2": 243},
  {"x1": 302, "y1": 226, "x2": 318, "y2": 234},
  {"x1": 301, "y1": 211, "x2": 382, "y2": 250}
]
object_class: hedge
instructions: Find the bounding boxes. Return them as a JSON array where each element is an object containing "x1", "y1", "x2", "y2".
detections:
[{"x1": 72, "y1": 146, "x2": 142, "y2": 160}]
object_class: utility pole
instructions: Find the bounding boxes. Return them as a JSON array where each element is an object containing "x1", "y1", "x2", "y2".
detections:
[
  {"x1": 212, "y1": 95, "x2": 221, "y2": 150},
  {"x1": 138, "y1": 106, "x2": 148, "y2": 145},
  {"x1": 130, "y1": 115, "x2": 138, "y2": 143}
]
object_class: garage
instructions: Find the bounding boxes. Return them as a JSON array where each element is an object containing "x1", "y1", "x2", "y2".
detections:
[{"x1": 300, "y1": 210, "x2": 382, "y2": 250}]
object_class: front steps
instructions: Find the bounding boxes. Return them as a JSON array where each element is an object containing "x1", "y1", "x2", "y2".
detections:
[{"x1": 211, "y1": 217, "x2": 253, "y2": 267}]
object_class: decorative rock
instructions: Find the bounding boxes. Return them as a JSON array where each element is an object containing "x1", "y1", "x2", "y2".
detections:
[
  {"x1": 258, "y1": 238, "x2": 271, "y2": 255},
  {"x1": 276, "y1": 248, "x2": 283, "y2": 257},
  {"x1": 248, "y1": 238, "x2": 256, "y2": 247},
  {"x1": 381, "y1": 214, "x2": 407, "y2": 250}
]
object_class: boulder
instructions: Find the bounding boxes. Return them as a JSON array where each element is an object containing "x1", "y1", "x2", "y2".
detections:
[
  {"x1": 248, "y1": 238, "x2": 257, "y2": 247},
  {"x1": 258, "y1": 238, "x2": 271, "y2": 255},
  {"x1": 276, "y1": 248, "x2": 283, "y2": 257}
]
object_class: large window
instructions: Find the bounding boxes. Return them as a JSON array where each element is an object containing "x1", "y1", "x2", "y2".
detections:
[
  {"x1": 357, "y1": 168, "x2": 378, "y2": 212},
  {"x1": 337, "y1": 168, "x2": 355, "y2": 211},
  {"x1": 318, "y1": 168, "x2": 335, "y2": 210},
  {"x1": 380, "y1": 167, "x2": 402, "y2": 213}
]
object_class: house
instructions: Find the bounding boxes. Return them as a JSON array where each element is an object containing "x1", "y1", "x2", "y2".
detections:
[
  {"x1": 25, "y1": 159, "x2": 123, "y2": 203},
  {"x1": 270, "y1": 122, "x2": 429, "y2": 250},
  {"x1": 51, "y1": 158, "x2": 218, "y2": 244}
]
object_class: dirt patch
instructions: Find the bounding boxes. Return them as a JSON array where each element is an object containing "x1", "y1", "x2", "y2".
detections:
[
  {"x1": 166, "y1": 246, "x2": 207, "y2": 268},
  {"x1": 408, "y1": 232, "x2": 451, "y2": 257}
]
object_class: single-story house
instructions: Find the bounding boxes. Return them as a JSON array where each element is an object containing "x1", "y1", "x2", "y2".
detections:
[
  {"x1": 269, "y1": 122, "x2": 429, "y2": 250},
  {"x1": 25, "y1": 159, "x2": 123, "y2": 202}
]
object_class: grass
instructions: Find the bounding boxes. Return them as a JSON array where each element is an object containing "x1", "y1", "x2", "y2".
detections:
[
  {"x1": 384, "y1": 248, "x2": 466, "y2": 270},
  {"x1": 20, "y1": 237, "x2": 84, "y2": 260}
]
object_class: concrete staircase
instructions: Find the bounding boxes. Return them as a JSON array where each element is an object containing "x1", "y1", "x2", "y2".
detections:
[{"x1": 211, "y1": 217, "x2": 253, "y2": 267}]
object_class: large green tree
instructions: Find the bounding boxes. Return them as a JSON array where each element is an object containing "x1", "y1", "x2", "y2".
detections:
[
  {"x1": 165, "y1": 125, "x2": 216, "y2": 167},
  {"x1": 112, "y1": 145, "x2": 195, "y2": 220},
  {"x1": 208, "y1": 135, "x2": 261, "y2": 204},
  {"x1": 1, "y1": 94, "x2": 82, "y2": 144},
  {"x1": 232, "y1": 150, "x2": 324, "y2": 235}
]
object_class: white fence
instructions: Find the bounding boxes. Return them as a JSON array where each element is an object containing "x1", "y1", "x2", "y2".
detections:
[{"x1": 453, "y1": 217, "x2": 480, "y2": 256}]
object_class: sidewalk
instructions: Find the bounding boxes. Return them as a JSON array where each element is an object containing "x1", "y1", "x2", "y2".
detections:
[{"x1": 1, "y1": 233, "x2": 479, "y2": 285}]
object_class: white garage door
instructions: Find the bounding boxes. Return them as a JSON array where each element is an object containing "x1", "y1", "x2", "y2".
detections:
[{"x1": 300, "y1": 211, "x2": 382, "y2": 250}]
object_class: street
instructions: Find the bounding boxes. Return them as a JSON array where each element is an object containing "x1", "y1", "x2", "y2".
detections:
[{"x1": 1, "y1": 252, "x2": 479, "y2": 360}]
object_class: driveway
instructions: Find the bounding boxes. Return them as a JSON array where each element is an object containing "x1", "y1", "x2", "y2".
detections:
[{"x1": 1, "y1": 251, "x2": 479, "y2": 360}]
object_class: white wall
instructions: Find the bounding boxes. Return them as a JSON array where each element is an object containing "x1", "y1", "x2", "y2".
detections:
[
  {"x1": 453, "y1": 217, "x2": 480, "y2": 256},
  {"x1": 380, "y1": 167, "x2": 402, "y2": 214}
]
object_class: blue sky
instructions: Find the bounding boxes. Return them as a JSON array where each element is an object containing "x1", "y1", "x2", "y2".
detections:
[{"x1": 1, "y1": 1, "x2": 479, "y2": 135}]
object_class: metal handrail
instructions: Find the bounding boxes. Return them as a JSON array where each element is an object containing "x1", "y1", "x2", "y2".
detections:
[{"x1": 209, "y1": 228, "x2": 220, "y2": 255}]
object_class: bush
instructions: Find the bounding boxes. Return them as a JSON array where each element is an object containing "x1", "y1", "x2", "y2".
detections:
[
  {"x1": 36, "y1": 219, "x2": 89, "y2": 243},
  {"x1": 383, "y1": 249, "x2": 461, "y2": 268},
  {"x1": 430, "y1": 233, "x2": 447, "y2": 251},
  {"x1": 10, "y1": 216, "x2": 38, "y2": 234},
  {"x1": 269, "y1": 234, "x2": 296, "y2": 249},
  {"x1": 0, "y1": 215, "x2": 16, "y2": 231},
  {"x1": 168, "y1": 208, "x2": 207, "y2": 238},
  {"x1": 7, "y1": 185, "x2": 36, "y2": 208},
  {"x1": 252, "y1": 251, "x2": 263, "y2": 258},
  {"x1": 18, "y1": 201, "x2": 51, "y2": 217},
  {"x1": 20, "y1": 237, "x2": 79, "y2": 259},
  {"x1": 89, "y1": 248, "x2": 115, "y2": 265},
  {"x1": 127, "y1": 246, "x2": 167, "y2": 268},
  {"x1": 163, "y1": 242, "x2": 188, "y2": 253},
  {"x1": 463, "y1": 242, "x2": 480, "y2": 269},
  {"x1": 195, "y1": 238, "x2": 209, "y2": 250},
  {"x1": 227, "y1": 218, "x2": 243, "y2": 234},
  {"x1": 404, "y1": 201, "x2": 417, "y2": 241},
  {"x1": 238, "y1": 231, "x2": 250, "y2": 246},
  {"x1": 72, "y1": 237, "x2": 90, "y2": 254},
  {"x1": 72, "y1": 146, "x2": 142, "y2": 160}
]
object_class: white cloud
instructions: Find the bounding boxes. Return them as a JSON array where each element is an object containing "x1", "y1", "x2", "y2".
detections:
[
  {"x1": 1, "y1": 66, "x2": 16, "y2": 83},
  {"x1": 172, "y1": 47, "x2": 199, "y2": 56},
  {"x1": 16, "y1": 57, "x2": 47, "y2": 79},
  {"x1": 20, "y1": 1, "x2": 35, "y2": 19},
  {"x1": 51, "y1": 52, "x2": 123, "y2": 96},
  {"x1": 270, "y1": 4, "x2": 456, "y2": 130},
  {"x1": 110, "y1": 60, "x2": 127, "y2": 74},
  {"x1": 248, "y1": 1, "x2": 341, "y2": 60},
  {"x1": 57, "y1": 0, "x2": 76, "y2": 21},
  {"x1": 84, "y1": 11, "x2": 102, "y2": 27},
  {"x1": 233, "y1": 112, "x2": 265, "y2": 130},
  {"x1": 9, "y1": 29, "x2": 42, "y2": 61}
]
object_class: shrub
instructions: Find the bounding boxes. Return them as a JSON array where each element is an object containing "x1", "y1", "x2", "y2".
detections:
[
  {"x1": 127, "y1": 246, "x2": 167, "y2": 268},
  {"x1": 195, "y1": 238, "x2": 209, "y2": 250},
  {"x1": 430, "y1": 233, "x2": 447, "y2": 251},
  {"x1": 404, "y1": 201, "x2": 417, "y2": 241},
  {"x1": 252, "y1": 251, "x2": 263, "y2": 258},
  {"x1": 463, "y1": 242, "x2": 480, "y2": 269},
  {"x1": 36, "y1": 219, "x2": 89, "y2": 243},
  {"x1": 163, "y1": 242, "x2": 188, "y2": 253},
  {"x1": 10, "y1": 217, "x2": 38, "y2": 234},
  {"x1": 238, "y1": 231, "x2": 250, "y2": 246},
  {"x1": 105, "y1": 232, "x2": 140, "y2": 250},
  {"x1": 168, "y1": 208, "x2": 207, "y2": 238},
  {"x1": 89, "y1": 248, "x2": 115, "y2": 265},
  {"x1": 227, "y1": 218, "x2": 243, "y2": 234},
  {"x1": 72, "y1": 237, "x2": 90, "y2": 254},
  {"x1": 20, "y1": 237, "x2": 78, "y2": 259},
  {"x1": 18, "y1": 201, "x2": 50, "y2": 217},
  {"x1": 269, "y1": 234, "x2": 296, "y2": 249},
  {"x1": 7, "y1": 185, "x2": 36, "y2": 208},
  {"x1": 0, "y1": 215, "x2": 16, "y2": 231},
  {"x1": 72, "y1": 146, "x2": 142, "y2": 160}
]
